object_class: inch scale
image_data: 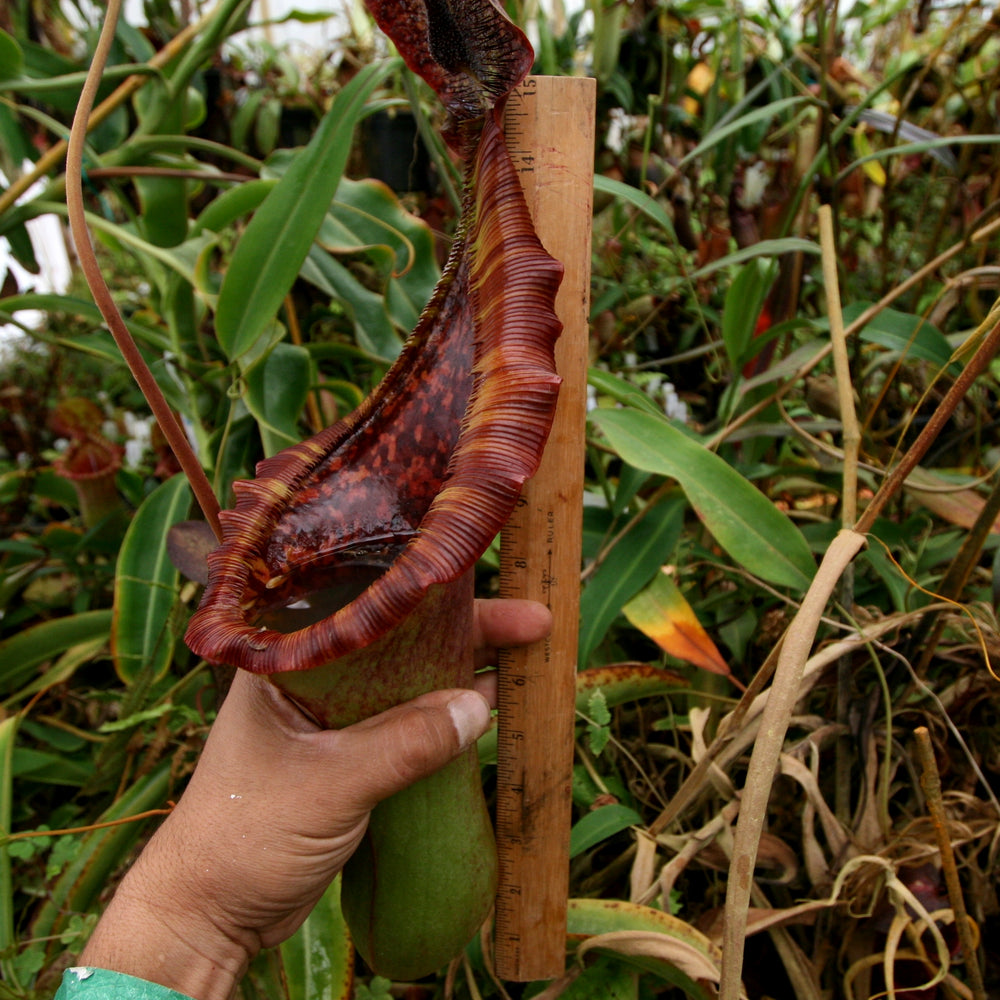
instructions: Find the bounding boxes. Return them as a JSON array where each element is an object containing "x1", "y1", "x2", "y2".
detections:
[{"x1": 494, "y1": 76, "x2": 595, "y2": 983}]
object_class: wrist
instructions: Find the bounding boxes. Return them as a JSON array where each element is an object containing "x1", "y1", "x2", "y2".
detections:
[{"x1": 80, "y1": 856, "x2": 257, "y2": 1000}]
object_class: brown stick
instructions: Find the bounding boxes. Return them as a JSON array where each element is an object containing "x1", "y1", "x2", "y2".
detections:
[
  {"x1": 495, "y1": 75, "x2": 595, "y2": 982},
  {"x1": 65, "y1": 0, "x2": 222, "y2": 539},
  {"x1": 914, "y1": 727, "x2": 987, "y2": 1000},
  {"x1": 854, "y1": 311, "x2": 1000, "y2": 535}
]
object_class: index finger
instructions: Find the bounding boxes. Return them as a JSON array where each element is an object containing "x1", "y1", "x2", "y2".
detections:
[{"x1": 472, "y1": 599, "x2": 552, "y2": 651}]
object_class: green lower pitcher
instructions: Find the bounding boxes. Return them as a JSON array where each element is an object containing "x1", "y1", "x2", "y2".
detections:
[{"x1": 269, "y1": 571, "x2": 496, "y2": 979}]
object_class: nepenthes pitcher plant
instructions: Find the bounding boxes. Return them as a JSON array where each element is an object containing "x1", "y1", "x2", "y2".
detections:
[{"x1": 70, "y1": 0, "x2": 564, "y2": 981}]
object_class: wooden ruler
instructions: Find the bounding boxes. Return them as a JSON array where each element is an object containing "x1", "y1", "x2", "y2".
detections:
[{"x1": 495, "y1": 75, "x2": 596, "y2": 983}]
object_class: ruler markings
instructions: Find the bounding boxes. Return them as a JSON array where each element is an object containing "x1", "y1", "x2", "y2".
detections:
[{"x1": 494, "y1": 75, "x2": 596, "y2": 983}]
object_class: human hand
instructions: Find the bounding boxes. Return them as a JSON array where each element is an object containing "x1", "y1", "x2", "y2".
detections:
[{"x1": 78, "y1": 598, "x2": 551, "y2": 1000}]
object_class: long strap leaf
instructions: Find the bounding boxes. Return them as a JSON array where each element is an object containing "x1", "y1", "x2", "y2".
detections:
[{"x1": 214, "y1": 59, "x2": 397, "y2": 360}]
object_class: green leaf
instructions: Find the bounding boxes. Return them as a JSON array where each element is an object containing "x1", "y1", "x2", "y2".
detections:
[
  {"x1": 4, "y1": 218, "x2": 38, "y2": 272},
  {"x1": 280, "y1": 876, "x2": 354, "y2": 1000},
  {"x1": 721, "y1": 257, "x2": 776, "y2": 370},
  {"x1": 0, "y1": 293, "x2": 171, "y2": 352},
  {"x1": 0, "y1": 29, "x2": 24, "y2": 81},
  {"x1": 0, "y1": 103, "x2": 36, "y2": 169},
  {"x1": 843, "y1": 303, "x2": 955, "y2": 371},
  {"x1": 326, "y1": 178, "x2": 440, "y2": 333},
  {"x1": 215, "y1": 59, "x2": 395, "y2": 360},
  {"x1": 684, "y1": 237, "x2": 818, "y2": 288},
  {"x1": 12, "y1": 948, "x2": 45, "y2": 982},
  {"x1": 594, "y1": 174, "x2": 675, "y2": 235},
  {"x1": 588, "y1": 688, "x2": 611, "y2": 727},
  {"x1": 193, "y1": 178, "x2": 275, "y2": 235},
  {"x1": 0, "y1": 559, "x2": 40, "y2": 614},
  {"x1": 255, "y1": 95, "x2": 282, "y2": 155},
  {"x1": 0, "y1": 63, "x2": 159, "y2": 96},
  {"x1": 302, "y1": 248, "x2": 403, "y2": 361},
  {"x1": 243, "y1": 342, "x2": 313, "y2": 456},
  {"x1": 230, "y1": 88, "x2": 265, "y2": 152},
  {"x1": 13, "y1": 38, "x2": 83, "y2": 114},
  {"x1": 556, "y1": 954, "x2": 641, "y2": 999},
  {"x1": 595, "y1": 409, "x2": 815, "y2": 590},
  {"x1": 135, "y1": 168, "x2": 190, "y2": 247},
  {"x1": 0, "y1": 610, "x2": 112, "y2": 698},
  {"x1": 570, "y1": 804, "x2": 641, "y2": 859},
  {"x1": 7, "y1": 839, "x2": 39, "y2": 860},
  {"x1": 4, "y1": 636, "x2": 107, "y2": 709},
  {"x1": 97, "y1": 704, "x2": 175, "y2": 733},
  {"x1": 72, "y1": 208, "x2": 211, "y2": 286},
  {"x1": 354, "y1": 976, "x2": 394, "y2": 1000},
  {"x1": 578, "y1": 497, "x2": 685, "y2": 667},
  {"x1": 49, "y1": 842, "x2": 86, "y2": 887},
  {"x1": 1, "y1": 715, "x2": 21, "y2": 990},
  {"x1": 588, "y1": 368, "x2": 664, "y2": 417},
  {"x1": 586, "y1": 687, "x2": 612, "y2": 756},
  {"x1": 18, "y1": 719, "x2": 85, "y2": 753},
  {"x1": 11, "y1": 747, "x2": 93, "y2": 785},
  {"x1": 273, "y1": 7, "x2": 338, "y2": 23},
  {"x1": 838, "y1": 133, "x2": 1000, "y2": 183},
  {"x1": 114, "y1": 17, "x2": 156, "y2": 61},
  {"x1": 588, "y1": 727, "x2": 611, "y2": 757},
  {"x1": 112, "y1": 476, "x2": 191, "y2": 684}
]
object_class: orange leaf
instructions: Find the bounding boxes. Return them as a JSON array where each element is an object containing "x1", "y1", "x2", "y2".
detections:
[{"x1": 623, "y1": 569, "x2": 732, "y2": 678}]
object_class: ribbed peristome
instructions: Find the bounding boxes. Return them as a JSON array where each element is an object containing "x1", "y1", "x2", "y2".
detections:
[{"x1": 185, "y1": 1, "x2": 563, "y2": 673}]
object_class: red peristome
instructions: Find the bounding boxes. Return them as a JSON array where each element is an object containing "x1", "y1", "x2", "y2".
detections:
[
  {"x1": 52, "y1": 435, "x2": 124, "y2": 527},
  {"x1": 185, "y1": 110, "x2": 563, "y2": 674}
]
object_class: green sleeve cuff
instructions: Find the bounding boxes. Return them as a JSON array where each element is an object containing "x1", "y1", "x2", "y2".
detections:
[{"x1": 54, "y1": 967, "x2": 196, "y2": 1000}]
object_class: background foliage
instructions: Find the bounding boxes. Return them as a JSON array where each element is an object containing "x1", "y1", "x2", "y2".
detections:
[{"x1": 2, "y1": 0, "x2": 1000, "y2": 997}]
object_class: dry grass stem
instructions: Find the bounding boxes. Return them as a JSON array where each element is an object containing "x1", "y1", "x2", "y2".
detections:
[
  {"x1": 643, "y1": 800, "x2": 740, "y2": 908},
  {"x1": 718, "y1": 529, "x2": 867, "y2": 1000},
  {"x1": 629, "y1": 829, "x2": 659, "y2": 903},
  {"x1": 818, "y1": 205, "x2": 860, "y2": 527}
]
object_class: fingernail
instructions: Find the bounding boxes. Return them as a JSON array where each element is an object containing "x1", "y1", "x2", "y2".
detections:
[{"x1": 448, "y1": 691, "x2": 492, "y2": 749}]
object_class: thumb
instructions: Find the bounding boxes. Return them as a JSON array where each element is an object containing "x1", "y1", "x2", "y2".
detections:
[{"x1": 335, "y1": 689, "x2": 492, "y2": 810}]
